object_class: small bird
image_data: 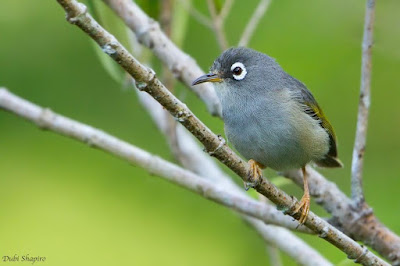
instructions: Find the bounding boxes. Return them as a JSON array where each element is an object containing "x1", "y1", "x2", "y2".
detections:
[{"x1": 192, "y1": 47, "x2": 342, "y2": 224}]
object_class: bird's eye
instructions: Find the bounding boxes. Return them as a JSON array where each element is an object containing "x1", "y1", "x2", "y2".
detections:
[
  {"x1": 230, "y1": 62, "x2": 247, "y2": 80},
  {"x1": 233, "y1": 67, "x2": 242, "y2": 75}
]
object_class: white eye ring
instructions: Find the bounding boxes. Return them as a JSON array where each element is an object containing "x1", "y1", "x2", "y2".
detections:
[{"x1": 230, "y1": 62, "x2": 247, "y2": 80}]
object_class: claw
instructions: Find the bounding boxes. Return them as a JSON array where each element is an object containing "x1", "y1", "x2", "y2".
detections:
[
  {"x1": 244, "y1": 159, "x2": 264, "y2": 190},
  {"x1": 293, "y1": 166, "x2": 310, "y2": 225},
  {"x1": 293, "y1": 194, "x2": 310, "y2": 225}
]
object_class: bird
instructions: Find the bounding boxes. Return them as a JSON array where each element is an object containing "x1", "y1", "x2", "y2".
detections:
[{"x1": 192, "y1": 47, "x2": 342, "y2": 224}]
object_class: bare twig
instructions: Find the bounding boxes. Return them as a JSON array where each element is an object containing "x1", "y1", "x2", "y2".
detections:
[
  {"x1": 266, "y1": 245, "x2": 282, "y2": 266},
  {"x1": 206, "y1": 0, "x2": 229, "y2": 50},
  {"x1": 219, "y1": 0, "x2": 235, "y2": 23},
  {"x1": 0, "y1": 88, "x2": 330, "y2": 265},
  {"x1": 177, "y1": 0, "x2": 213, "y2": 29},
  {"x1": 351, "y1": 0, "x2": 375, "y2": 207},
  {"x1": 259, "y1": 195, "x2": 283, "y2": 266},
  {"x1": 103, "y1": 0, "x2": 222, "y2": 117},
  {"x1": 54, "y1": 2, "x2": 388, "y2": 264},
  {"x1": 238, "y1": 0, "x2": 271, "y2": 47}
]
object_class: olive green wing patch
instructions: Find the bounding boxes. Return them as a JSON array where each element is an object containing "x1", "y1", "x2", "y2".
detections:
[
  {"x1": 303, "y1": 101, "x2": 337, "y2": 157},
  {"x1": 298, "y1": 88, "x2": 342, "y2": 167}
]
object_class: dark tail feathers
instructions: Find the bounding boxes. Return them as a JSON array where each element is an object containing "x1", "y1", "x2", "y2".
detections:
[{"x1": 315, "y1": 156, "x2": 343, "y2": 168}]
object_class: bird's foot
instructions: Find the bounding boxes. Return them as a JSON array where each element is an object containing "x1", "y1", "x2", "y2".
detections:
[
  {"x1": 244, "y1": 159, "x2": 264, "y2": 191},
  {"x1": 293, "y1": 193, "x2": 310, "y2": 225}
]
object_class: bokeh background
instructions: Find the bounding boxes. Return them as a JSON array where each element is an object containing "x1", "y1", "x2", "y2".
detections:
[{"x1": 1, "y1": 0, "x2": 399, "y2": 265}]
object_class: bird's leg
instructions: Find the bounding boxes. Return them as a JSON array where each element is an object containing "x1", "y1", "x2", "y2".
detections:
[
  {"x1": 244, "y1": 159, "x2": 264, "y2": 191},
  {"x1": 293, "y1": 166, "x2": 310, "y2": 224}
]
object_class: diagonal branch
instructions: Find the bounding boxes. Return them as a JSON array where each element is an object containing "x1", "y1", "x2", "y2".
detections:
[
  {"x1": 238, "y1": 0, "x2": 271, "y2": 47},
  {"x1": 0, "y1": 88, "x2": 330, "y2": 265},
  {"x1": 54, "y1": 1, "x2": 388, "y2": 264},
  {"x1": 351, "y1": 0, "x2": 375, "y2": 207}
]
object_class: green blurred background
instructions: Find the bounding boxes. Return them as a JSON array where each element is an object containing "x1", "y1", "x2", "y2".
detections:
[{"x1": 0, "y1": 0, "x2": 399, "y2": 265}]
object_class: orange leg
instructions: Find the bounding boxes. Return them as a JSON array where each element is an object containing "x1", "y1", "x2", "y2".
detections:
[
  {"x1": 245, "y1": 159, "x2": 265, "y2": 191},
  {"x1": 293, "y1": 166, "x2": 310, "y2": 224}
]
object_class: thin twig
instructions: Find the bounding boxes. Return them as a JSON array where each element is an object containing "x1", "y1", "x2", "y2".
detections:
[
  {"x1": 219, "y1": 0, "x2": 235, "y2": 23},
  {"x1": 207, "y1": 0, "x2": 229, "y2": 50},
  {"x1": 0, "y1": 88, "x2": 333, "y2": 265},
  {"x1": 259, "y1": 195, "x2": 283, "y2": 266},
  {"x1": 238, "y1": 0, "x2": 271, "y2": 47},
  {"x1": 53, "y1": 2, "x2": 388, "y2": 264},
  {"x1": 266, "y1": 245, "x2": 282, "y2": 266},
  {"x1": 177, "y1": 0, "x2": 213, "y2": 29},
  {"x1": 351, "y1": 0, "x2": 375, "y2": 207}
]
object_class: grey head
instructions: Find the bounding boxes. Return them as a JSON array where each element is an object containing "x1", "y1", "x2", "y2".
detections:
[
  {"x1": 192, "y1": 47, "x2": 305, "y2": 119},
  {"x1": 192, "y1": 47, "x2": 292, "y2": 98}
]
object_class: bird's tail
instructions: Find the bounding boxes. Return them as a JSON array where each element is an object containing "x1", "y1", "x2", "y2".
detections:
[{"x1": 315, "y1": 156, "x2": 343, "y2": 168}]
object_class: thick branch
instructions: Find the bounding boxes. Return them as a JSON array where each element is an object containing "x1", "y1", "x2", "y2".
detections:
[
  {"x1": 238, "y1": 0, "x2": 271, "y2": 47},
  {"x1": 0, "y1": 88, "x2": 329, "y2": 265},
  {"x1": 103, "y1": 0, "x2": 222, "y2": 117},
  {"x1": 351, "y1": 0, "x2": 375, "y2": 207},
  {"x1": 54, "y1": 1, "x2": 388, "y2": 264}
]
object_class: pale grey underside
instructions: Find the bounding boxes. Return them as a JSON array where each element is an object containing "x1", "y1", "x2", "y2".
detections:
[{"x1": 215, "y1": 82, "x2": 329, "y2": 171}]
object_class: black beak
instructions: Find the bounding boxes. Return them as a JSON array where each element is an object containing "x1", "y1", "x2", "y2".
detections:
[{"x1": 192, "y1": 73, "x2": 222, "y2": 86}]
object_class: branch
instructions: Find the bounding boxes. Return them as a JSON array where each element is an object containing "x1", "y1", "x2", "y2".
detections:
[
  {"x1": 266, "y1": 244, "x2": 282, "y2": 266},
  {"x1": 177, "y1": 0, "x2": 213, "y2": 29},
  {"x1": 220, "y1": 0, "x2": 235, "y2": 22},
  {"x1": 0, "y1": 88, "x2": 329, "y2": 265},
  {"x1": 238, "y1": 0, "x2": 271, "y2": 47},
  {"x1": 206, "y1": 0, "x2": 229, "y2": 50},
  {"x1": 54, "y1": 1, "x2": 388, "y2": 264},
  {"x1": 351, "y1": 0, "x2": 375, "y2": 207},
  {"x1": 103, "y1": 0, "x2": 221, "y2": 117}
]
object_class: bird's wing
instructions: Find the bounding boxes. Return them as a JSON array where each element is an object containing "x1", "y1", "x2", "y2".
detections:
[{"x1": 293, "y1": 85, "x2": 342, "y2": 167}]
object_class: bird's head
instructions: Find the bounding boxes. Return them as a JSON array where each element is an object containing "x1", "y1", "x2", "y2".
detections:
[{"x1": 192, "y1": 47, "x2": 282, "y2": 100}]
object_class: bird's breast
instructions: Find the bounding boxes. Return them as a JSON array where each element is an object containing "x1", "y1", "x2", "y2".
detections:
[{"x1": 222, "y1": 89, "x2": 329, "y2": 171}]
